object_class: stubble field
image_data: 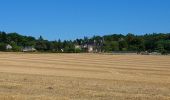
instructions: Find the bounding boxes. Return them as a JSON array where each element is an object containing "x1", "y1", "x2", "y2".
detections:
[{"x1": 0, "y1": 53, "x2": 170, "y2": 100}]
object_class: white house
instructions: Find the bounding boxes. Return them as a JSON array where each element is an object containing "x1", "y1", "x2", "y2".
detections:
[
  {"x1": 6, "y1": 44, "x2": 12, "y2": 50},
  {"x1": 88, "y1": 45, "x2": 94, "y2": 53},
  {"x1": 22, "y1": 46, "x2": 36, "y2": 52}
]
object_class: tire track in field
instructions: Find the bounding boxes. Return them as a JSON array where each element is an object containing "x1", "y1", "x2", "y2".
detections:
[
  {"x1": 0, "y1": 56, "x2": 170, "y2": 69},
  {"x1": 0, "y1": 54, "x2": 170, "y2": 77},
  {"x1": 0, "y1": 58, "x2": 170, "y2": 75},
  {"x1": 0, "y1": 58, "x2": 170, "y2": 72}
]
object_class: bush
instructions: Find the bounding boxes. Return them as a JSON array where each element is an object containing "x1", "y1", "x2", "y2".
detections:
[
  {"x1": 0, "y1": 43, "x2": 6, "y2": 51},
  {"x1": 12, "y1": 45, "x2": 21, "y2": 52},
  {"x1": 161, "y1": 50, "x2": 168, "y2": 55},
  {"x1": 75, "y1": 48, "x2": 82, "y2": 53}
]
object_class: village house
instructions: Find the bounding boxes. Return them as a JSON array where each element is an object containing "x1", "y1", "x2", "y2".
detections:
[
  {"x1": 75, "y1": 44, "x2": 99, "y2": 53},
  {"x1": 87, "y1": 45, "x2": 94, "y2": 53},
  {"x1": 87, "y1": 44, "x2": 99, "y2": 53},
  {"x1": 6, "y1": 44, "x2": 12, "y2": 50},
  {"x1": 22, "y1": 46, "x2": 36, "y2": 52}
]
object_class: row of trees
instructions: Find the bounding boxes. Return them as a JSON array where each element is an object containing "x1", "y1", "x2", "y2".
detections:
[
  {"x1": 0, "y1": 31, "x2": 170, "y2": 54},
  {"x1": 0, "y1": 31, "x2": 75, "y2": 52},
  {"x1": 75, "y1": 33, "x2": 170, "y2": 54}
]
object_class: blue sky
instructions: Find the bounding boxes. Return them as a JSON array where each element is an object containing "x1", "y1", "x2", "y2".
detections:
[{"x1": 0, "y1": 0, "x2": 170, "y2": 40}]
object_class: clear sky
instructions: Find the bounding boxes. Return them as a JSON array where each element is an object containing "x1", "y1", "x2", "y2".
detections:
[{"x1": 0, "y1": 0, "x2": 170, "y2": 40}]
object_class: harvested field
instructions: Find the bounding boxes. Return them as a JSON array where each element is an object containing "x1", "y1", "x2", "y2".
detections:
[{"x1": 0, "y1": 53, "x2": 170, "y2": 100}]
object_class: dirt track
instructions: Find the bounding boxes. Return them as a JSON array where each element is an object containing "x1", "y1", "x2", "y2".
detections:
[{"x1": 0, "y1": 53, "x2": 170, "y2": 100}]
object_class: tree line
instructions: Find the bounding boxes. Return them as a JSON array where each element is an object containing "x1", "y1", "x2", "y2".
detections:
[{"x1": 0, "y1": 31, "x2": 170, "y2": 54}]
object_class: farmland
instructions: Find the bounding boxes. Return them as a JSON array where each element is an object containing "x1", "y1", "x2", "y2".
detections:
[{"x1": 0, "y1": 53, "x2": 170, "y2": 100}]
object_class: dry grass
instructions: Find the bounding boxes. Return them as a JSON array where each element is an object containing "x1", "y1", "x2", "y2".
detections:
[{"x1": 0, "y1": 53, "x2": 170, "y2": 100}]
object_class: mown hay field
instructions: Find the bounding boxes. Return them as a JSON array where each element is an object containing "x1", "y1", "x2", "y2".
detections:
[{"x1": 0, "y1": 53, "x2": 170, "y2": 100}]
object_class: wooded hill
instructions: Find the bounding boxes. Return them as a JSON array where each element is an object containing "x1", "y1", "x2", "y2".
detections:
[{"x1": 0, "y1": 31, "x2": 170, "y2": 54}]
